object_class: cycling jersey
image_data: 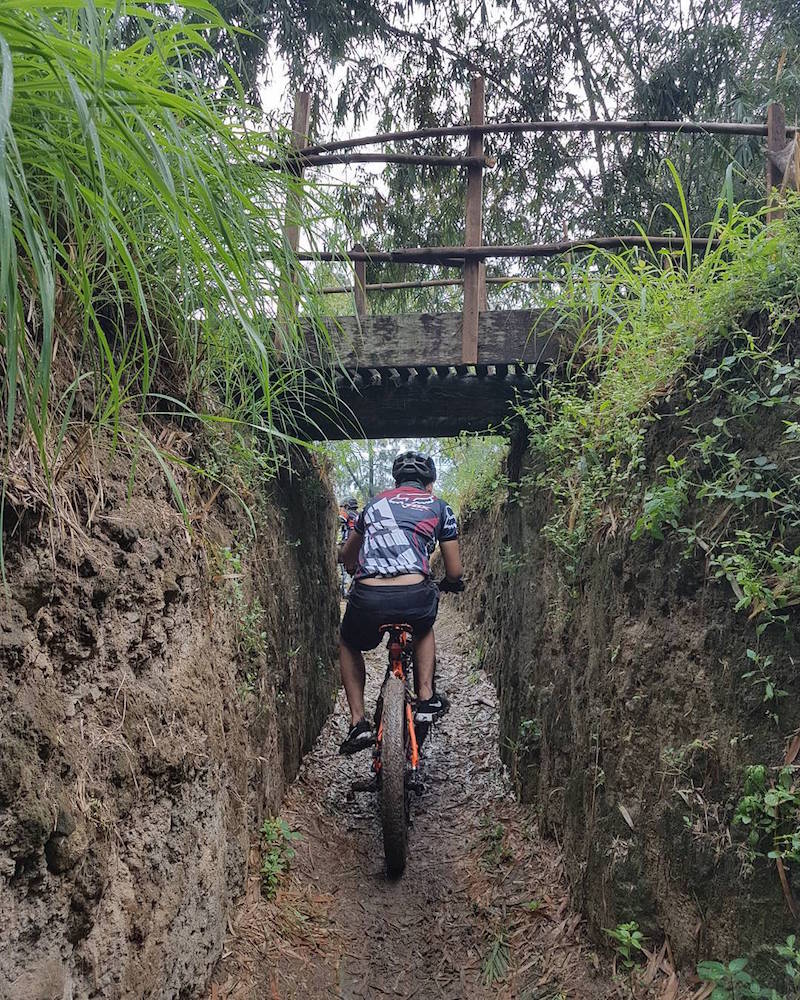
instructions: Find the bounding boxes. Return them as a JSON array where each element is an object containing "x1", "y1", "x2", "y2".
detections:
[{"x1": 353, "y1": 487, "x2": 458, "y2": 580}]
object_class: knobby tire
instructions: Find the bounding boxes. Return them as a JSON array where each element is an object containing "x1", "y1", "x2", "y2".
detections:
[{"x1": 380, "y1": 674, "x2": 408, "y2": 877}]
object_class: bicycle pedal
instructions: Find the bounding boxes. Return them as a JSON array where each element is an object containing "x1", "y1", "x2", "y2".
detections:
[
  {"x1": 350, "y1": 776, "x2": 378, "y2": 794},
  {"x1": 406, "y1": 777, "x2": 425, "y2": 796}
]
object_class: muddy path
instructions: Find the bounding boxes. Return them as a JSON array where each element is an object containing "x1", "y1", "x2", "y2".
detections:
[{"x1": 211, "y1": 606, "x2": 677, "y2": 1000}]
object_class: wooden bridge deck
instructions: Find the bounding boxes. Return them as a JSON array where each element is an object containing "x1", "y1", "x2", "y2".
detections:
[
  {"x1": 311, "y1": 308, "x2": 563, "y2": 369},
  {"x1": 303, "y1": 309, "x2": 569, "y2": 439}
]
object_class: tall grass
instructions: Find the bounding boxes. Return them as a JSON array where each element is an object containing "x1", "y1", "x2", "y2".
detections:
[{"x1": 0, "y1": 0, "x2": 343, "y2": 502}]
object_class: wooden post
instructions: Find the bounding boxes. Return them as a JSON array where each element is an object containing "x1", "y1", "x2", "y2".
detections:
[
  {"x1": 462, "y1": 77, "x2": 485, "y2": 364},
  {"x1": 353, "y1": 243, "x2": 368, "y2": 319},
  {"x1": 766, "y1": 102, "x2": 786, "y2": 224},
  {"x1": 284, "y1": 91, "x2": 311, "y2": 253},
  {"x1": 478, "y1": 261, "x2": 488, "y2": 311},
  {"x1": 277, "y1": 92, "x2": 311, "y2": 351}
]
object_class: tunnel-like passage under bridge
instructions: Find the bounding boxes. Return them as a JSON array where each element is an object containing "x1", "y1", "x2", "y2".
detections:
[{"x1": 303, "y1": 309, "x2": 563, "y2": 439}]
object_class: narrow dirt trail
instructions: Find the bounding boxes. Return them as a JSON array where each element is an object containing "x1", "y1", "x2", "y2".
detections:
[{"x1": 211, "y1": 606, "x2": 627, "y2": 1000}]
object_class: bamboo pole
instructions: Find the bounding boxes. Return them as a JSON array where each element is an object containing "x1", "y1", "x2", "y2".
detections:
[
  {"x1": 318, "y1": 275, "x2": 557, "y2": 294},
  {"x1": 295, "y1": 235, "x2": 721, "y2": 265},
  {"x1": 296, "y1": 118, "x2": 784, "y2": 159},
  {"x1": 462, "y1": 76, "x2": 485, "y2": 365},
  {"x1": 261, "y1": 152, "x2": 492, "y2": 170}
]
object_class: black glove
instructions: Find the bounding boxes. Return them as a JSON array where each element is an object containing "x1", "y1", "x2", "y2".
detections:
[{"x1": 437, "y1": 576, "x2": 465, "y2": 594}]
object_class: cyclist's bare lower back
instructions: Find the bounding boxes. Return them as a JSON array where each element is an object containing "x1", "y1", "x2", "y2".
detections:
[{"x1": 360, "y1": 573, "x2": 425, "y2": 587}]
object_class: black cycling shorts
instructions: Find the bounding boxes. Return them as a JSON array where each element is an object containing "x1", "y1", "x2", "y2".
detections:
[{"x1": 340, "y1": 580, "x2": 439, "y2": 652}]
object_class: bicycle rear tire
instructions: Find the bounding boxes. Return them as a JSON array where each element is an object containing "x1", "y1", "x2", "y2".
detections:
[{"x1": 380, "y1": 674, "x2": 408, "y2": 877}]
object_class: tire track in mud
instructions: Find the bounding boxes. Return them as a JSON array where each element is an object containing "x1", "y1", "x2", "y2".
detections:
[{"x1": 211, "y1": 606, "x2": 624, "y2": 999}]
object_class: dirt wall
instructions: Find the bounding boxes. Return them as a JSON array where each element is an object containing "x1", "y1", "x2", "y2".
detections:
[
  {"x1": 0, "y1": 446, "x2": 339, "y2": 999},
  {"x1": 456, "y1": 430, "x2": 800, "y2": 970}
]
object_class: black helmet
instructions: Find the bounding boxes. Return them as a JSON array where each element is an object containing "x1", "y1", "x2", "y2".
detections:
[
  {"x1": 392, "y1": 450, "x2": 436, "y2": 486},
  {"x1": 343, "y1": 497, "x2": 358, "y2": 511}
]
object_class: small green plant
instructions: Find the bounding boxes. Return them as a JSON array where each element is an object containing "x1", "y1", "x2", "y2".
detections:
[
  {"x1": 478, "y1": 818, "x2": 512, "y2": 868},
  {"x1": 696, "y1": 957, "x2": 782, "y2": 999},
  {"x1": 218, "y1": 546, "x2": 268, "y2": 660},
  {"x1": 776, "y1": 934, "x2": 800, "y2": 989},
  {"x1": 632, "y1": 455, "x2": 689, "y2": 541},
  {"x1": 519, "y1": 718, "x2": 542, "y2": 750},
  {"x1": 734, "y1": 764, "x2": 800, "y2": 864},
  {"x1": 259, "y1": 817, "x2": 301, "y2": 899},
  {"x1": 482, "y1": 930, "x2": 510, "y2": 985},
  {"x1": 742, "y1": 649, "x2": 787, "y2": 727},
  {"x1": 604, "y1": 921, "x2": 646, "y2": 969}
]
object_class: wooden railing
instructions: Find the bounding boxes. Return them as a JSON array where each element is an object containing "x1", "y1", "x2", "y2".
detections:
[{"x1": 270, "y1": 81, "x2": 793, "y2": 365}]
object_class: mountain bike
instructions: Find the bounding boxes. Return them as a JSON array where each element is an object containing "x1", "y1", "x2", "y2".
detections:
[{"x1": 349, "y1": 581, "x2": 461, "y2": 876}]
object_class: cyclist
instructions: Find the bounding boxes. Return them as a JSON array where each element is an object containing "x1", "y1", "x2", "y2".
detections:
[
  {"x1": 336, "y1": 451, "x2": 464, "y2": 755},
  {"x1": 337, "y1": 498, "x2": 359, "y2": 596}
]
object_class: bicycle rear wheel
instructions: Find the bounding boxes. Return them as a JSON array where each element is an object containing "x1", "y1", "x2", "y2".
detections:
[{"x1": 380, "y1": 674, "x2": 408, "y2": 877}]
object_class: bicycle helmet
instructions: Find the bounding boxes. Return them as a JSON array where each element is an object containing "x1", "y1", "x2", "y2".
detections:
[
  {"x1": 392, "y1": 450, "x2": 437, "y2": 486},
  {"x1": 343, "y1": 497, "x2": 358, "y2": 511}
]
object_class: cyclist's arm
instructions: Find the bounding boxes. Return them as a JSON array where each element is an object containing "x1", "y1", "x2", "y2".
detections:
[
  {"x1": 338, "y1": 528, "x2": 362, "y2": 574},
  {"x1": 440, "y1": 538, "x2": 463, "y2": 582}
]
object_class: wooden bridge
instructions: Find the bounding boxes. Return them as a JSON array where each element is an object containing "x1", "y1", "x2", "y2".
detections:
[{"x1": 270, "y1": 85, "x2": 792, "y2": 439}]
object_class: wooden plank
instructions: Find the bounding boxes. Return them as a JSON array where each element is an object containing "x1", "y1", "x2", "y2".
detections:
[
  {"x1": 462, "y1": 76, "x2": 485, "y2": 364},
  {"x1": 308, "y1": 309, "x2": 567, "y2": 368},
  {"x1": 766, "y1": 102, "x2": 787, "y2": 224}
]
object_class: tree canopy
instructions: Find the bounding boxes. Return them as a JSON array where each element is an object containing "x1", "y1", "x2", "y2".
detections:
[{"x1": 209, "y1": 0, "x2": 800, "y2": 308}]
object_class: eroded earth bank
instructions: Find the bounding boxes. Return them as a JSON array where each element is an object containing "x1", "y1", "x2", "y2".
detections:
[{"x1": 1, "y1": 448, "x2": 339, "y2": 999}]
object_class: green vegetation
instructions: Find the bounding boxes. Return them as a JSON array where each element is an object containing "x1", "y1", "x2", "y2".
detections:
[
  {"x1": 514, "y1": 181, "x2": 800, "y2": 633},
  {"x1": 1, "y1": 1, "x2": 342, "y2": 563},
  {"x1": 478, "y1": 817, "x2": 512, "y2": 868},
  {"x1": 697, "y1": 957, "x2": 781, "y2": 999},
  {"x1": 481, "y1": 930, "x2": 510, "y2": 986},
  {"x1": 217, "y1": 546, "x2": 268, "y2": 664},
  {"x1": 604, "y1": 921, "x2": 646, "y2": 969},
  {"x1": 734, "y1": 765, "x2": 800, "y2": 866},
  {"x1": 741, "y1": 649, "x2": 788, "y2": 728},
  {"x1": 437, "y1": 435, "x2": 507, "y2": 515},
  {"x1": 259, "y1": 817, "x2": 300, "y2": 899}
]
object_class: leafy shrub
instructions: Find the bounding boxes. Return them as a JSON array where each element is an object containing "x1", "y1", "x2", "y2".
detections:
[
  {"x1": 604, "y1": 921, "x2": 646, "y2": 968},
  {"x1": 259, "y1": 817, "x2": 300, "y2": 899},
  {"x1": 697, "y1": 957, "x2": 782, "y2": 999}
]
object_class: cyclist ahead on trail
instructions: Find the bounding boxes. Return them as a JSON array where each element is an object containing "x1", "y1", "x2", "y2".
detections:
[
  {"x1": 337, "y1": 498, "x2": 360, "y2": 597},
  {"x1": 336, "y1": 451, "x2": 464, "y2": 756},
  {"x1": 338, "y1": 498, "x2": 359, "y2": 542}
]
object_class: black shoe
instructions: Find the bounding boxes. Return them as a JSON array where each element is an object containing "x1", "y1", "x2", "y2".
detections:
[
  {"x1": 415, "y1": 693, "x2": 450, "y2": 725},
  {"x1": 339, "y1": 719, "x2": 375, "y2": 755}
]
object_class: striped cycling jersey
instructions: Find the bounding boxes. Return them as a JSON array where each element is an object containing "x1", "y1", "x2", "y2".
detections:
[{"x1": 353, "y1": 487, "x2": 458, "y2": 580}]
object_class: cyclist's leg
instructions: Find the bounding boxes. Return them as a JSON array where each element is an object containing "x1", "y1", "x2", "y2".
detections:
[
  {"x1": 339, "y1": 638, "x2": 366, "y2": 725},
  {"x1": 412, "y1": 628, "x2": 435, "y2": 700}
]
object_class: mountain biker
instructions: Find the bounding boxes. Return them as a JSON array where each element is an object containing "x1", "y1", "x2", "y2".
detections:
[
  {"x1": 337, "y1": 498, "x2": 359, "y2": 596},
  {"x1": 338, "y1": 498, "x2": 359, "y2": 542},
  {"x1": 336, "y1": 451, "x2": 464, "y2": 755}
]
